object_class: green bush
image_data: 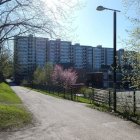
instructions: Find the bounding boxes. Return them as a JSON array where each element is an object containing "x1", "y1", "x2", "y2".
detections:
[
  {"x1": 21, "y1": 79, "x2": 30, "y2": 86},
  {"x1": 80, "y1": 87, "x2": 94, "y2": 98}
]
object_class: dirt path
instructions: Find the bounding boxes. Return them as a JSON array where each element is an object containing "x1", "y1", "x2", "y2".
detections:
[{"x1": 0, "y1": 85, "x2": 140, "y2": 140}]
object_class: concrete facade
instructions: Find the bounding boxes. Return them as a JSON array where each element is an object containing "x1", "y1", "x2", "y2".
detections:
[{"x1": 14, "y1": 35, "x2": 124, "y2": 83}]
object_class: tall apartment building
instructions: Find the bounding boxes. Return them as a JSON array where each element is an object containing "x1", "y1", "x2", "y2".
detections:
[
  {"x1": 47, "y1": 39, "x2": 72, "y2": 64},
  {"x1": 14, "y1": 35, "x2": 74, "y2": 82},
  {"x1": 93, "y1": 45, "x2": 114, "y2": 71},
  {"x1": 73, "y1": 43, "x2": 85, "y2": 69},
  {"x1": 14, "y1": 35, "x2": 124, "y2": 82},
  {"x1": 14, "y1": 35, "x2": 48, "y2": 82},
  {"x1": 86, "y1": 46, "x2": 93, "y2": 71},
  {"x1": 117, "y1": 49, "x2": 124, "y2": 66},
  {"x1": 35, "y1": 37, "x2": 48, "y2": 67},
  {"x1": 71, "y1": 44, "x2": 93, "y2": 71},
  {"x1": 93, "y1": 46, "x2": 102, "y2": 70},
  {"x1": 14, "y1": 35, "x2": 35, "y2": 81}
]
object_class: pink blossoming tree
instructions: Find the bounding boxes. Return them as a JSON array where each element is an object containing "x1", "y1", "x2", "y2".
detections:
[
  {"x1": 62, "y1": 68, "x2": 77, "y2": 90},
  {"x1": 51, "y1": 65, "x2": 64, "y2": 87},
  {"x1": 52, "y1": 65, "x2": 78, "y2": 90}
]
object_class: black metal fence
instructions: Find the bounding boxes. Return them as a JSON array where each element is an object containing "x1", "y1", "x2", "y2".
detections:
[
  {"x1": 92, "y1": 88, "x2": 140, "y2": 123},
  {"x1": 29, "y1": 83, "x2": 140, "y2": 123},
  {"x1": 30, "y1": 84, "x2": 82, "y2": 101}
]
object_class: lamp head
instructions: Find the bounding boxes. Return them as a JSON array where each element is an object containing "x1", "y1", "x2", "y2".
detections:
[
  {"x1": 96, "y1": 6, "x2": 106, "y2": 11},
  {"x1": 96, "y1": 6, "x2": 121, "y2": 12}
]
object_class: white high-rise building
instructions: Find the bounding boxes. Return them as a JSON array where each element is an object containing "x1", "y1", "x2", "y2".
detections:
[
  {"x1": 47, "y1": 39, "x2": 72, "y2": 64},
  {"x1": 117, "y1": 49, "x2": 124, "y2": 65},
  {"x1": 85, "y1": 46, "x2": 93, "y2": 71},
  {"x1": 93, "y1": 45, "x2": 114, "y2": 71},
  {"x1": 72, "y1": 44, "x2": 93, "y2": 71},
  {"x1": 14, "y1": 36, "x2": 74, "y2": 82},
  {"x1": 35, "y1": 37, "x2": 47, "y2": 67},
  {"x1": 14, "y1": 35, "x2": 124, "y2": 83},
  {"x1": 14, "y1": 35, "x2": 35, "y2": 81},
  {"x1": 106, "y1": 48, "x2": 113, "y2": 65},
  {"x1": 93, "y1": 45, "x2": 102, "y2": 70},
  {"x1": 73, "y1": 43, "x2": 84, "y2": 69}
]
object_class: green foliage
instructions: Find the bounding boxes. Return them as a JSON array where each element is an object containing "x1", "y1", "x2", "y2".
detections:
[
  {"x1": 77, "y1": 96, "x2": 91, "y2": 104},
  {"x1": 121, "y1": 0, "x2": 140, "y2": 89},
  {"x1": 0, "y1": 105, "x2": 31, "y2": 130},
  {"x1": 87, "y1": 103, "x2": 109, "y2": 112},
  {"x1": 21, "y1": 79, "x2": 29, "y2": 86},
  {"x1": 44, "y1": 63, "x2": 53, "y2": 85},
  {"x1": 0, "y1": 48, "x2": 13, "y2": 80},
  {"x1": 27, "y1": 86, "x2": 91, "y2": 104},
  {"x1": 0, "y1": 83, "x2": 32, "y2": 130},
  {"x1": 33, "y1": 63, "x2": 53, "y2": 85},
  {"x1": 0, "y1": 83, "x2": 21, "y2": 104},
  {"x1": 0, "y1": 71, "x2": 4, "y2": 82},
  {"x1": 80, "y1": 87, "x2": 94, "y2": 98},
  {"x1": 122, "y1": 27, "x2": 140, "y2": 89},
  {"x1": 33, "y1": 66, "x2": 45, "y2": 85},
  {"x1": 80, "y1": 86, "x2": 86, "y2": 94}
]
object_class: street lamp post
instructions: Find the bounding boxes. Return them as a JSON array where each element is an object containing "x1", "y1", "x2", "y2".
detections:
[{"x1": 96, "y1": 6, "x2": 120, "y2": 112}]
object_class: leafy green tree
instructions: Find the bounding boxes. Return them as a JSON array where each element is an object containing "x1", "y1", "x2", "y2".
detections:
[
  {"x1": 121, "y1": 0, "x2": 140, "y2": 88},
  {"x1": 122, "y1": 27, "x2": 140, "y2": 88},
  {"x1": 0, "y1": 48, "x2": 13, "y2": 81},
  {"x1": 33, "y1": 63, "x2": 53, "y2": 86},
  {"x1": 33, "y1": 67, "x2": 45, "y2": 85},
  {"x1": 44, "y1": 63, "x2": 53, "y2": 86}
]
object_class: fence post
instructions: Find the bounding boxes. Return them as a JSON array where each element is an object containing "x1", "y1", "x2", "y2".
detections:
[
  {"x1": 133, "y1": 90, "x2": 136, "y2": 115},
  {"x1": 70, "y1": 87, "x2": 73, "y2": 100},
  {"x1": 91, "y1": 88, "x2": 94, "y2": 104},
  {"x1": 63, "y1": 88, "x2": 66, "y2": 98},
  {"x1": 109, "y1": 90, "x2": 111, "y2": 108}
]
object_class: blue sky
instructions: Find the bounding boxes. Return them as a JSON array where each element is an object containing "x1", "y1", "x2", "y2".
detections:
[{"x1": 72, "y1": 0, "x2": 135, "y2": 49}]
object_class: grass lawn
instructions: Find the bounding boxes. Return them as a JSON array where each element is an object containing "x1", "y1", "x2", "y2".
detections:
[{"x1": 0, "y1": 82, "x2": 32, "y2": 130}]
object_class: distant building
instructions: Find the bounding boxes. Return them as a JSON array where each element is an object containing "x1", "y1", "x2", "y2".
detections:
[
  {"x1": 14, "y1": 35, "x2": 35, "y2": 82},
  {"x1": 93, "y1": 45, "x2": 114, "y2": 71},
  {"x1": 72, "y1": 44, "x2": 93, "y2": 71},
  {"x1": 117, "y1": 49, "x2": 124, "y2": 66},
  {"x1": 14, "y1": 35, "x2": 124, "y2": 84},
  {"x1": 35, "y1": 37, "x2": 48, "y2": 67}
]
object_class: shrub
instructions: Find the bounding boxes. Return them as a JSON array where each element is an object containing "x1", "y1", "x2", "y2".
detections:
[
  {"x1": 80, "y1": 87, "x2": 94, "y2": 98},
  {"x1": 21, "y1": 79, "x2": 29, "y2": 86}
]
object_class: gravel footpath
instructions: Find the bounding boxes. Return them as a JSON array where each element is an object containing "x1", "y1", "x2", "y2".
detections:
[{"x1": 0, "y1": 85, "x2": 140, "y2": 140}]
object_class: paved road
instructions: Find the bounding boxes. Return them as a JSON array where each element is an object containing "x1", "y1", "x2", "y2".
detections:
[{"x1": 0, "y1": 86, "x2": 140, "y2": 140}]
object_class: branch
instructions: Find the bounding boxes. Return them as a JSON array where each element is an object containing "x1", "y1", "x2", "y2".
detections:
[{"x1": 0, "y1": 0, "x2": 12, "y2": 5}]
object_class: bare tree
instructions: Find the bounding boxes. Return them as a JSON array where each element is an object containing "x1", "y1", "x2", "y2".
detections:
[
  {"x1": 0, "y1": 0, "x2": 82, "y2": 81},
  {"x1": 122, "y1": 0, "x2": 140, "y2": 23},
  {"x1": 0, "y1": 0, "x2": 81, "y2": 52}
]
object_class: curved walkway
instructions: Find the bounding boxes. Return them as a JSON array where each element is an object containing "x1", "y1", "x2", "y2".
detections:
[{"x1": 0, "y1": 85, "x2": 140, "y2": 140}]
